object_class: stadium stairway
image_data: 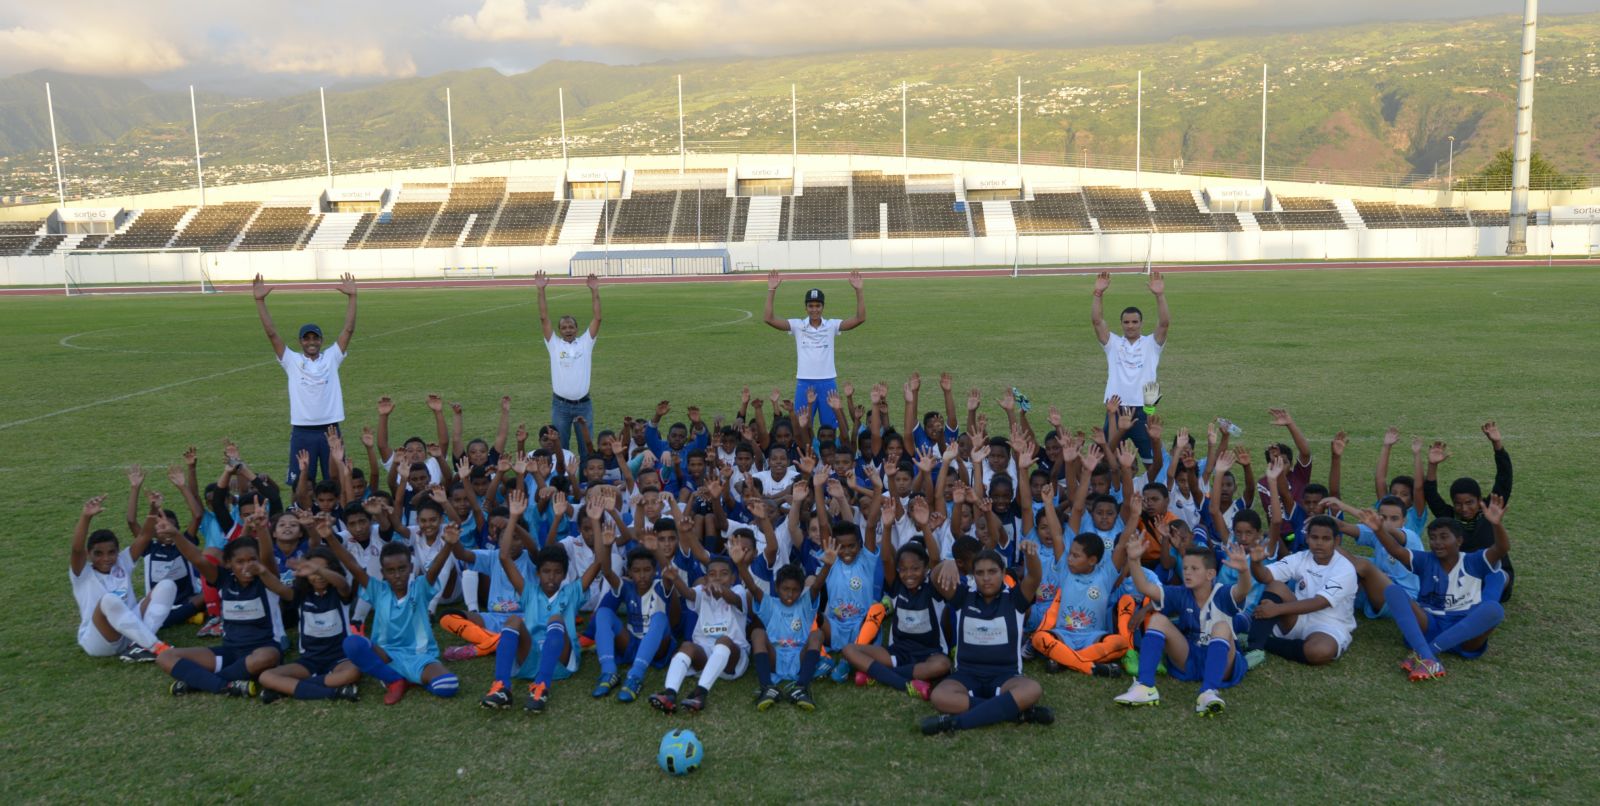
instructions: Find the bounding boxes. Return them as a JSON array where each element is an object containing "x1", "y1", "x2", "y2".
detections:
[
  {"x1": 1236, "y1": 212, "x2": 1260, "y2": 231},
  {"x1": 1334, "y1": 198, "x2": 1367, "y2": 230},
  {"x1": 163, "y1": 207, "x2": 203, "y2": 248},
  {"x1": 982, "y1": 202, "x2": 1017, "y2": 237},
  {"x1": 51, "y1": 233, "x2": 88, "y2": 254},
  {"x1": 744, "y1": 196, "x2": 782, "y2": 241},
  {"x1": 230, "y1": 206, "x2": 266, "y2": 251},
  {"x1": 306, "y1": 213, "x2": 366, "y2": 250},
  {"x1": 1141, "y1": 191, "x2": 1157, "y2": 212},
  {"x1": 1191, "y1": 190, "x2": 1211, "y2": 213},
  {"x1": 558, "y1": 200, "x2": 606, "y2": 245}
]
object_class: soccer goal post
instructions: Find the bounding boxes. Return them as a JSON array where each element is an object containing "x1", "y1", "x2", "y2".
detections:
[
  {"x1": 1010, "y1": 228, "x2": 1154, "y2": 277},
  {"x1": 62, "y1": 247, "x2": 209, "y2": 295}
]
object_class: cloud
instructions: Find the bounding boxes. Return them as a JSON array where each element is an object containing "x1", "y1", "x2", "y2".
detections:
[
  {"x1": 0, "y1": 24, "x2": 187, "y2": 75},
  {"x1": 221, "y1": 41, "x2": 419, "y2": 78}
]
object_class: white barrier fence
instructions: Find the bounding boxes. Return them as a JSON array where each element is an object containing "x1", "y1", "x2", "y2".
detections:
[{"x1": 3, "y1": 225, "x2": 1596, "y2": 286}]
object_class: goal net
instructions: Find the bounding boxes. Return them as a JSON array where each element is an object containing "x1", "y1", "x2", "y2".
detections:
[
  {"x1": 1008, "y1": 228, "x2": 1154, "y2": 278},
  {"x1": 62, "y1": 247, "x2": 211, "y2": 295}
]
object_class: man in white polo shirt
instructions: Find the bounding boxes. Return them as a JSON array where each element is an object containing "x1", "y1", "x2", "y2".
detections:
[
  {"x1": 762, "y1": 270, "x2": 865, "y2": 430},
  {"x1": 253, "y1": 272, "x2": 357, "y2": 488},
  {"x1": 1090, "y1": 270, "x2": 1169, "y2": 465},
  {"x1": 536, "y1": 270, "x2": 602, "y2": 463}
]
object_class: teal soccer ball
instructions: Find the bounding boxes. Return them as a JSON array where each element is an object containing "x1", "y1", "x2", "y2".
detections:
[{"x1": 657, "y1": 729, "x2": 703, "y2": 776}]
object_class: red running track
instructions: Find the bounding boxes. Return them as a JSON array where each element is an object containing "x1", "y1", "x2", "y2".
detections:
[{"x1": 3, "y1": 258, "x2": 1593, "y2": 296}]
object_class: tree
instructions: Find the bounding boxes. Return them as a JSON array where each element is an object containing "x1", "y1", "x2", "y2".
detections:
[{"x1": 1461, "y1": 148, "x2": 1581, "y2": 190}]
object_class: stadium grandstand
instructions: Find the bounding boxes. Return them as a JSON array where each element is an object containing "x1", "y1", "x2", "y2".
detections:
[{"x1": 2, "y1": 150, "x2": 1597, "y2": 285}]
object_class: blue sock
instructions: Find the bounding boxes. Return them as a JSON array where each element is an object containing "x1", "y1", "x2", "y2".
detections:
[
  {"x1": 426, "y1": 673, "x2": 459, "y2": 697},
  {"x1": 171, "y1": 658, "x2": 225, "y2": 693},
  {"x1": 1202, "y1": 640, "x2": 1231, "y2": 691},
  {"x1": 1137, "y1": 629, "x2": 1165, "y2": 686},
  {"x1": 493, "y1": 628, "x2": 521, "y2": 689},
  {"x1": 627, "y1": 614, "x2": 669, "y2": 679},
  {"x1": 953, "y1": 691, "x2": 1020, "y2": 730},
  {"x1": 1385, "y1": 583, "x2": 1436, "y2": 661},
  {"x1": 534, "y1": 622, "x2": 566, "y2": 686},
  {"x1": 342, "y1": 635, "x2": 402, "y2": 685},
  {"x1": 1431, "y1": 601, "x2": 1504, "y2": 655},
  {"x1": 753, "y1": 651, "x2": 774, "y2": 687},
  {"x1": 798, "y1": 648, "x2": 820, "y2": 686},
  {"x1": 594, "y1": 609, "x2": 620, "y2": 676},
  {"x1": 1247, "y1": 592, "x2": 1283, "y2": 649},
  {"x1": 867, "y1": 660, "x2": 910, "y2": 688},
  {"x1": 218, "y1": 657, "x2": 253, "y2": 682},
  {"x1": 294, "y1": 679, "x2": 337, "y2": 700}
]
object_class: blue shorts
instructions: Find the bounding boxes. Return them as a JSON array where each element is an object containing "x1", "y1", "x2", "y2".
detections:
[
  {"x1": 1426, "y1": 612, "x2": 1489, "y2": 659},
  {"x1": 1356, "y1": 590, "x2": 1390, "y2": 620},
  {"x1": 385, "y1": 649, "x2": 442, "y2": 685},
  {"x1": 289, "y1": 653, "x2": 349, "y2": 676},
  {"x1": 948, "y1": 667, "x2": 1016, "y2": 700},
  {"x1": 216, "y1": 642, "x2": 281, "y2": 673},
  {"x1": 621, "y1": 631, "x2": 673, "y2": 670},
  {"x1": 890, "y1": 642, "x2": 939, "y2": 669},
  {"x1": 1165, "y1": 638, "x2": 1247, "y2": 689}
]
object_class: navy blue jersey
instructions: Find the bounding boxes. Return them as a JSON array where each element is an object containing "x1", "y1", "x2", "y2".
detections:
[
  {"x1": 887, "y1": 579, "x2": 944, "y2": 656},
  {"x1": 216, "y1": 567, "x2": 284, "y2": 650},
  {"x1": 142, "y1": 538, "x2": 200, "y2": 600},
  {"x1": 606, "y1": 578, "x2": 672, "y2": 639},
  {"x1": 946, "y1": 583, "x2": 1031, "y2": 677},
  {"x1": 296, "y1": 586, "x2": 349, "y2": 663}
]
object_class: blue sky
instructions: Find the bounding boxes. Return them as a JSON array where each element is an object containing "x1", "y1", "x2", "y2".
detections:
[{"x1": 0, "y1": 1, "x2": 1590, "y2": 90}]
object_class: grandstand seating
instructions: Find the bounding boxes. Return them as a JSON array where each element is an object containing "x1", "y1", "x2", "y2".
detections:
[
  {"x1": 1149, "y1": 190, "x2": 1242, "y2": 233},
  {"x1": 26, "y1": 235, "x2": 65, "y2": 255},
  {"x1": 1257, "y1": 197, "x2": 1346, "y2": 231},
  {"x1": 668, "y1": 189, "x2": 742, "y2": 244},
  {"x1": 77, "y1": 234, "x2": 109, "y2": 250},
  {"x1": 0, "y1": 220, "x2": 41, "y2": 256},
  {"x1": 785, "y1": 187, "x2": 849, "y2": 240},
  {"x1": 1354, "y1": 201, "x2": 1473, "y2": 229},
  {"x1": 486, "y1": 192, "x2": 565, "y2": 246},
  {"x1": 427, "y1": 178, "x2": 506, "y2": 248},
  {"x1": 730, "y1": 197, "x2": 751, "y2": 243},
  {"x1": 607, "y1": 191, "x2": 677, "y2": 244},
  {"x1": 360, "y1": 201, "x2": 442, "y2": 249},
  {"x1": 101, "y1": 207, "x2": 191, "y2": 250},
  {"x1": 1083, "y1": 187, "x2": 1154, "y2": 232},
  {"x1": 171, "y1": 203, "x2": 259, "y2": 251},
  {"x1": 1013, "y1": 193, "x2": 1092, "y2": 233},
  {"x1": 1466, "y1": 210, "x2": 1534, "y2": 228},
  {"x1": 900, "y1": 190, "x2": 969, "y2": 238},
  {"x1": 237, "y1": 207, "x2": 319, "y2": 251},
  {"x1": 851, "y1": 172, "x2": 908, "y2": 238},
  {"x1": 345, "y1": 214, "x2": 377, "y2": 248}
]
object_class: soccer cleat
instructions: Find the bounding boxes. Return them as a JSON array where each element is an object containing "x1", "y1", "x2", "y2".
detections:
[
  {"x1": 578, "y1": 634, "x2": 597, "y2": 650},
  {"x1": 1018, "y1": 705, "x2": 1055, "y2": 726},
  {"x1": 592, "y1": 670, "x2": 624, "y2": 699},
  {"x1": 1045, "y1": 659, "x2": 1064, "y2": 674},
  {"x1": 524, "y1": 683, "x2": 550, "y2": 713},
  {"x1": 1091, "y1": 662, "x2": 1124, "y2": 678},
  {"x1": 333, "y1": 684, "x2": 361, "y2": 703},
  {"x1": 854, "y1": 671, "x2": 872, "y2": 688},
  {"x1": 616, "y1": 675, "x2": 643, "y2": 704},
  {"x1": 480, "y1": 681, "x2": 512, "y2": 710},
  {"x1": 788, "y1": 685, "x2": 817, "y2": 712},
  {"x1": 186, "y1": 611, "x2": 205, "y2": 626},
  {"x1": 755, "y1": 685, "x2": 782, "y2": 711},
  {"x1": 1400, "y1": 652, "x2": 1422, "y2": 674},
  {"x1": 649, "y1": 689, "x2": 677, "y2": 714},
  {"x1": 907, "y1": 679, "x2": 932, "y2": 701},
  {"x1": 348, "y1": 621, "x2": 366, "y2": 637},
  {"x1": 814, "y1": 654, "x2": 837, "y2": 678},
  {"x1": 259, "y1": 688, "x2": 283, "y2": 705},
  {"x1": 222, "y1": 680, "x2": 259, "y2": 698},
  {"x1": 119, "y1": 645, "x2": 158, "y2": 663},
  {"x1": 1020, "y1": 642, "x2": 1037, "y2": 661},
  {"x1": 830, "y1": 661, "x2": 852, "y2": 684},
  {"x1": 1245, "y1": 650, "x2": 1268, "y2": 670},
  {"x1": 169, "y1": 680, "x2": 193, "y2": 697},
  {"x1": 1114, "y1": 682, "x2": 1161, "y2": 707},
  {"x1": 920, "y1": 714, "x2": 958, "y2": 736},
  {"x1": 196, "y1": 616, "x2": 224, "y2": 638},
  {"x1": 1408, "y1": 658, "x2": 1447, "y2": 682},
  {"x1": 1196, "y1": 689, "x2": 1226, "y2": 717},
  {"x1": 1121, "y1": 649, "x2": 1141, "y2": 677},
  {"x1": 383, "y1": 680, "x2": 410, "y2": 706},
  {"x1": 443, "y1": 644, "x2": 480, "y2": 662},
  {"x1": 679, "y1": 686, "x2": 707, "y2": 713}
]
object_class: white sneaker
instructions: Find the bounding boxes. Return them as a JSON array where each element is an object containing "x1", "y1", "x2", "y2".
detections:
[
  {"x1": 1196, "y1": 689, "x2": 1226, "y2": 716},
  {"x1": 1114, "y1": 682, "x2": 1160, "y2": 707}
]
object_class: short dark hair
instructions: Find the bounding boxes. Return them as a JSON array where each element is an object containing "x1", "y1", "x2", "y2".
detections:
[
  {"x1": 1305, "y1": 514, "x2": 1342, "y2": 538},
  {"x1": 1449, "y1": 477, "x2": 1483, "y2": 500},
  {"x1": 86, "y1": 528, "x2": 119, "y2": 552},
  {"x1": 1184, "y1": 545, "x2": 1216, "y2": 569},
  {"x1": 1232, "y1": 509, "x2": 1263, "y2": 531},
  {"x1": 380, "y1": 542, "x2": 411, "y2": 561},
  {"x1": 536, "y1": 545, "x2": 570, "y2": 575},
  {"x1": 1389, "y1": 475, "x2": 1415, "y2": 494},
  {"x1": 653, "y1": 517, "x2": 677, "y2": 533},
  {"x1": 1304, "y1": 483, "x2": 1329, "y2": 498},
  {"x1": 222, "y1": 539, "x2": 259, "y2": 564},
  {"x1": 313, "y1": 480, "x2": 340, "y2": 497},
  {"x1": 831, "y1": 521, "x2": 861, "y2": 542},
  {"x1": 896, "y1": 542, "x2": 929, "y2": 566},
  {"x1": 1377, "y1": 495, "x2": 1407, "y2": 513},
  {"x1": 415, "y1": 499, "x2": 444, "y2": 517},
  {"x1": 1071, "y1": 533, "x2": 1104, "y2": 560},
  {"x1": 1120, "y1": 306, "x2": 1143, "y2": 319},
  {"x1": 626, "y1": 548, "x2": 657, "y2": 569},
  {"x1": 952, "y1": 536, "x2": 982, "y2": 564},
  {"x1": 1427, "y1": 518, "x2": 1467, "y2": 541},
  {"x1": 1142, "y1": 482, "x2": 1169, "y2": 500},
  {"x1": 775, "y1": 563, "x2": 807, "y2": 587}
]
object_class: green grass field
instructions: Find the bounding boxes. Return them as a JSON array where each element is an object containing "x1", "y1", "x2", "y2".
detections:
[{"x1": 3, "y1": 265, "x2": 1598, "y2": 803}]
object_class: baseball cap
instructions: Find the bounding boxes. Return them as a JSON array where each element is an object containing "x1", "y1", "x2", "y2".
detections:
[
  {"x1": 298, "y1": 323, "x2": 323, "y2": 339},
  {"x1": 804, "y1": 288, "x2": 825, "y2": 304}
]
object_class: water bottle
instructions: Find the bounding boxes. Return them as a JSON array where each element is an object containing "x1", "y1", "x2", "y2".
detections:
[{"x1": 1217, "y1": 418, "x2": 1243, "y2": 436}]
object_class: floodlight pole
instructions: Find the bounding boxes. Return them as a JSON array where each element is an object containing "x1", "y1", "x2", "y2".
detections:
[
  {"x1": 320, "y1": 87, "x2": 333, "y2": 183},
  {"x1": 1447, "y1": 135, "x2": 1455, "y2": 197},
  {"x1": 559, "y1": 88, "x2": 568, "y2": 171},
  {"x1": 446, "y1": 87, "x2": 456, "y2": 184},
  {"x1": 45, "y1": 82, "x2": 66, "y2": 207},
  {"x1": 901, "y1": 81, "x2": 908, "y2": 176},
  {"x1": 790, "y1": 84, "x2": 798, "y2": 171},
  {"x1": 1507, "y1": 0, "x2": 1538, "y2": 255},
  {"x1": 677, "y1": 74, "x2": 685, "y2": 174},
  {"x1": 1015, "y1": 76, "x2": 1022, "y2": 176},
  {"x1": 1135, "y1": 70, "x2": 1142, "y2": 188},
  {"x1": 1259, "y1": 65, "x2": 1268, "y2": 187},
  {"x1": 190, "y1": 85, "x2": 205, "y2": 207}
]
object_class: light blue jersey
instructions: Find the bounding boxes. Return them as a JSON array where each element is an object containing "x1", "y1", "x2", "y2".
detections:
[
  {"x1": 361, "y1": 575, "x2": 440, "y2": 683},
  {"x1": 1076, "y1": 514, "x2": 1123, "y2": 571},
  {"x1": 1049, "y1": 561, "x2": 1123, "y2": 650},
  {"x1": 758, "y1": 592, "x2": 819, "y2": 681},
  {"x1": 470, "y1": 549, "x2": 534, "y2": 630},
  {"x1": 513, "y1": 579, "x2": 584, "y2": 680},
  {"x1": 824, "y1": 550, "x2": 881, "y2": 650},
  {"x1": 1357, "y1": 524, "x2": 1422, "y2": 597}
]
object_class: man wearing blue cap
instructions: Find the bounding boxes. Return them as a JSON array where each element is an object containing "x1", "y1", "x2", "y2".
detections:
[
  {"x1": 253, "y1": 272, "x2": 358, "y2": 487},
  {"x1": 762, "y1": 270, "x2": 865, "y2": 429}
]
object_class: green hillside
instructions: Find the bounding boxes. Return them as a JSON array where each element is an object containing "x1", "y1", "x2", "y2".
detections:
[{"x1": 2, "y1": 12, "x2": 1598, "y2": 200}]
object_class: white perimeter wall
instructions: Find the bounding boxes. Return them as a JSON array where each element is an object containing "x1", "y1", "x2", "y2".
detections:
[{"x1": 4, "y1": 225, "x2": 1596, "y2": 286}]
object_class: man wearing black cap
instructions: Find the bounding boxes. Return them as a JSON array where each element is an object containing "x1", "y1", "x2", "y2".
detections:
[
  {"x1": 762, "y1": 269, "x2": 865, "y2": 429},
  {"x1": 253, "y1": 272, "x2": 358, "y2": 488}
]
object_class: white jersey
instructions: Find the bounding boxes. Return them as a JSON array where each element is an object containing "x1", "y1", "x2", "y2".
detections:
[
  {"x1": 1102, "y1": 334, "x2": 1161, "y2": 407},
  {"x1": 280, "y1": 343, "x2": 346, "y2": 426},
  {"x1": 749, "y1": 468, "x2": 797, "y2": 498},
  {"x1": 408, "y1": 531, "x2": 456, "y2": 609},
  {"x1": 690, "y1": 583, "x2": 750, "y2": 649},
  {"x1": 1267, "y1": 550, "x2": 1358, "y2": 637},
  {"x1": 544, "y1": 331, "x2": 596, "y2": 401},
  {"x1": 788, "y1": 318, "x2": 841, "y2": 380},
  {"x1": 560, "y1": 535, "x2": 623, "y2": 611},
  {"x1": 71, "y1": 549, "x2": 137, "y2": 633}
]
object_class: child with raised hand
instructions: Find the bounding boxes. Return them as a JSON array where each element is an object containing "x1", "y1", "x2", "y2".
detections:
[
  {"x1": 479, "y1": 489, "x2": 601, "y2": 713},
  {"x1": 817, "y1": 516, "x2": 882, "y2": 684},
  {"x1": 1423, "y1": 422, "x2": 1514, "y2": 600},
  {"x1": 742, "y1": 537, "x2": 832, "y2": 711},
  {"x1": 920, "y1": 541, "x2": 1051, "y2": 735},
  {"x1": 591, "y1": 544, "x2": 678, "y2": 704},
  {"x1": 326, "y1": 516, "x2": 460, "y2": 705},
  {"x1": 842, "y1": 503, "x2": 951, "y2": 700},
  {"x1": 438, "y1": 497, "x2": 536, "y2": 662},
  {"x1": 258, "y1": 539, "x2": 361, "y2": 704},
  {"x1": 157, "y1": 506, "x2": 289, "y2": 697},
  {"x1": 1364, "y1": 496, "x2": 1510, "y2": 681},
  {"x1": 1030, "y1": 523, "x2": 1138, "y2": 678},
  {"x1": 71, "y1": 494, "x2": 179, "y2": 663},
  {"x1": 1114, "y1": 533, "x2": 1254, "y2": 715},
  {"x1": 1244, "y1": 509, "x2": 1359, "y2": 667},
  {"x1": 649, "y1": 555, "x2": 750, "y2": 714},
  {"x1": 1313, "y1": 494, "x2": 1423, "y2": 622}
]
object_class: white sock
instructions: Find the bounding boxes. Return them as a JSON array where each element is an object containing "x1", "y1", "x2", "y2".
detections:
[
  {"x1": 140, "y1": 580, "x2": 177, "y2": 635},
  {"x1": 353, "y1": 599, "x2": 372, "y2": 623},
  {"x1": 664, "y1": 652, "x2": 694, "y2": 692},
  {"x1": 696, "y1": 644, "x2": 732, "y2": 692},
  {"x1": 462, "y1": 571, "x2": 481, "y2": 612},
  {"x1": 100, "y1": 593, "x2": 159, "y2": 648}
]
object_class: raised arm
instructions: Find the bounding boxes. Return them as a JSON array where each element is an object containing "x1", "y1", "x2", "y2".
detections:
[
  {"x1": 1017, "y1": 540, "x2": 1042, "y2": 601},
  {"x1": 500, "y1": 489, "x2": 530, "y2": 594},
  {"x1": 1483, "y1": 421, "x2": 1512, "y2": 503},
  {"x1": 335, "y1": 272, "x2": 357, "y2": 352},
  {"x1": 1423, "y1": 441, "x2": 1452, "y2": 517},
  {"x1": 535, "y1": 270, "x2": 554, "y2": 341},
  {"x1": 375, "y1": 396, "x2": 394, "y2": 465},
  {"x1": 839, "y1": 271, "x2": 866, "y2": 331},
  {"x1": 585, "y1": 272, "x2": 603, "y2": 338},
  {"x1": 1122, "y1": 535, "x2": 1162, "y2": 601},
  {"x1": 1481, "y1": 494, "x2": 1511, "y2": 566},
  {"x1": 1268, "y1": 408, "x2": 1311, "y2": 466},
  {"x1": 70, "y1": 495, "x2": 108, "y2": 575},
  {"x1": 1148, "y1": 270, "x2": 1169, "y2": 346},
  {"x1": 252, "y1": 274, "x2": 286, "y2": 359},
  {"x1": 124, "y1": 464, "x2": 146, "y2": 538},
  {"x1": 1090, "y1": 271, "x2": 1111, "y2": 346},
  {"x1": 762, "y1": 271, "x2": 790, "y2": 331},
  {"x1": 427, "y1": 395, "x2": 449, "y2": 461},
  {"x1": 903, "y1": 374, "x2": 920, "y2": 447},
  {"x1": 425, "y1": 524, "x2": 459, "y2": 586},
  {"x1": 1375, "y1": 427, "x2": 1399, "y2": 502},
  {"x1": 1328, "y1": 431, "x2": 1347, "y2": 500}
]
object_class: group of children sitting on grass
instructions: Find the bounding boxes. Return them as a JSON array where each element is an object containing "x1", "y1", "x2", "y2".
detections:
[{"x1": 70, "y1": 379, "x2": 1513, "y2": 733}]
